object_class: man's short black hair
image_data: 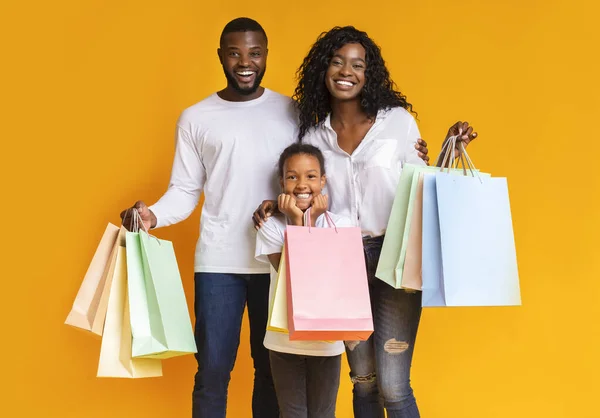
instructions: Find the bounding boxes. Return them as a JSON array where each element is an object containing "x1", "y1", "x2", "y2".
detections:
[{"x1": 220, "y1": 17, "x2": 268, "y2": 46}]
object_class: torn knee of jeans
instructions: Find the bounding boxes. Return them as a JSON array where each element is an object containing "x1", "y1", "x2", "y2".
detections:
[
  {"x1": 384, "y1": 338, "x2": 409, "y2": 354},
  {"x1": 345, "y1": 341, "x2": 361, "y2": 351},
  {"x1": 350, "y1": 372, "x2": 376, "y2": 384}
]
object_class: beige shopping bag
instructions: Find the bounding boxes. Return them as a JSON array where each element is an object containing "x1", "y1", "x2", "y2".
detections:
[
  {"x1": 65, "y1": 223, "x2": 121, "y2": 336},
  {"x1": 401, "y1": 173, "x2": 426, "y2": 290}
]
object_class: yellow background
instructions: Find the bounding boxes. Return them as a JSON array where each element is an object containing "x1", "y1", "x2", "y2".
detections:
[{"x1": 2, "y1": 0, "x2": 599, "y2": 417}]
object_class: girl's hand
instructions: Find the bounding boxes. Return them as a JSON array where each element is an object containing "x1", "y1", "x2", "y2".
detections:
[
  {"x1": 278, "y1": 194, "x2": 303, "y2": 226},
  {"x1": 310, "y1": 194, "x2": 329, "y2": 226}
]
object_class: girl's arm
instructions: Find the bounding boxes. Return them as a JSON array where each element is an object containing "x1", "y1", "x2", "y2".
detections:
[{"x1": 267, "y1": 253, "x2": 282, "y2": 271}]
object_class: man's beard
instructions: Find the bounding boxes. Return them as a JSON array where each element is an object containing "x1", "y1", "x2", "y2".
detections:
[{"x1": 223, "y1": 65, "x2": 266, "y2": 96}]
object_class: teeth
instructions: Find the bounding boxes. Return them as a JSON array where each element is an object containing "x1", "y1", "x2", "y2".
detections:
[
  {"x1": 336, "y1": 80, "x2": 353, "y2": 86},
  {"x1": 296, "y1": 194, "x2": 311, "y2": 199},
  {"x1": 237, "y1": 71, "x2": 254, "y2": 76}
]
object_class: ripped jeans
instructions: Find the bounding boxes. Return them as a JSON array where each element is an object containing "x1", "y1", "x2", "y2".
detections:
[{"x1": 345, "y1": 235, "x2": 422, "y2": 418}]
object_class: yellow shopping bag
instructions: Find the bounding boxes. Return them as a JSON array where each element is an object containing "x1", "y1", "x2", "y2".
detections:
[
  {"x1": 266, "y1": 246, "x2": 335, "y2": 344},
  {"x1": 267, "y1": 246, "x2": 288, "y2": 333},
  {"x1": 97, "y1": 245, "x2": 162, "y2": 378}
]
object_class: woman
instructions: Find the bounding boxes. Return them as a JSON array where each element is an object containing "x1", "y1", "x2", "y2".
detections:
[{"x1": 255, "y1": 26, "x2": 477, "y2": 418}]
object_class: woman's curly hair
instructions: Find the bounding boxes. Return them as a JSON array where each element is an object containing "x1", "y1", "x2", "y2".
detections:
[{"x1": 293, "y1": 26, "x2": 415, "y2": 140}]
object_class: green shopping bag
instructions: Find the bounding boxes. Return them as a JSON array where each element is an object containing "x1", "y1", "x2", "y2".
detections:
[
  {"x1": 377, "y1": 136, "x2": 489, "y2": 290},
  {"x1": 376, "y1": 164, "x2": 440, "y2": 289},
  {"x1": 377, "y1": 160, "x2": 480, "y2": 289},
  {"x1": 126, "y1": 231, "x2": 196, "y2": 359}
]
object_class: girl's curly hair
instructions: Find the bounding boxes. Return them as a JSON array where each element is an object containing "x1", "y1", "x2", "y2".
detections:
[{"x1": 293, "y1": 26, "x2": 415, "y2": 140}]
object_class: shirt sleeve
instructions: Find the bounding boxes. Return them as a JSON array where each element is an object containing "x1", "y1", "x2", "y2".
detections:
[
  {"x1": 148, "y1": 124, "x2": 206, "y2": 228},
  {"x1": 403, "y1": 116, "x2": 427, "y2": 167},
  {"x1": 333, "y1": 214, "x2": 353, "y2": 228},
  {"x1": 255, "y1": 218, "x2": 285, "y2": 264}
]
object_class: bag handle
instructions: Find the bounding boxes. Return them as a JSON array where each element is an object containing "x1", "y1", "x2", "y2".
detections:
[
  {"x1": 437, "y1": 135, "x2": 457, "y2": 170},
  {"x1": 125, "y1": 208, "x2": 161, "y2": 243},
  {"x1": 126, "y1": 208, "x2": 149, "y2": 233},
  {"x1": 438, "y1": 135, "x2": 466, "y2": 175},
  {"x1": 304, "y1": 207, "x2": 338, "y2": 233},
  {"x1": 438, "y1": 135, "x2": 483, "y2": 183},
  {"x1": 458, "y1": 141, "x2": 483, "y2": 183}
]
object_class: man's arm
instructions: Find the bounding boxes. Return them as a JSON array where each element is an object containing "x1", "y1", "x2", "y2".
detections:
[{"x1": 121, "y1": 124, "x2": 206, "y2": 230}]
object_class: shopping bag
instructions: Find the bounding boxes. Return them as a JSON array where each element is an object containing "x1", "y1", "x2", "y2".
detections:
[
  {"x1": 433, "y1": 144, "x2": 521, "y2": 306},
  {"x1": 65, "y1": 223, "x2": 120, "y2": 336},
  {"x1": 126, "y1": 231, "x2": 167, "y2": 358},
  {"x1": 421, "y1": 173, "x2": 447, "y2": 306},
  {"x1": 285, "y1": 210, "x2": 373, "y2": 341},
  {"x1": 267, "y1": 246, "x2": 289, "y2": 333},
  {"x1": 401, "y1": 172, "x2": 426, "y2": 290},
  {"x1": 421, "y1": 168, "x2": 491, "y2": 306},
  {"x1": 376, "y1": 164, "x2": 425, "y2": 288},
  {"x1": 127, "y1": 230, "x2": 196, "y2": 359},
  {"x1": 377, "y1": 164, "x2": 467, "y2": 289},
  {"x1": 97, "y1": 246, "x2": 162, "y2": 378}
]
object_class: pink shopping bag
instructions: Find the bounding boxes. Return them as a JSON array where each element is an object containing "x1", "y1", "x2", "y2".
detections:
[{"x1": 285, "y1": 210, "x2": 373, "y2": 341}]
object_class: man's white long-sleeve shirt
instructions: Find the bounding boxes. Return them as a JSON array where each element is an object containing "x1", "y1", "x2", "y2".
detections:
[{"x1": 149, "y1": 89, "x2": 298, "y2": 273}]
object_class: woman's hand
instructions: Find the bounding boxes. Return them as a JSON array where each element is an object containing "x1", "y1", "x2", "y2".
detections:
[
  {"x1": 415, "y1": 138, "x2": 430, "y2": 165},
  {"x1": 438, "y1": 121, "x2": 479, "y2": 167}
]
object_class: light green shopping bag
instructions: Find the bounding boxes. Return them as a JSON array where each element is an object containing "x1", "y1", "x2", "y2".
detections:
[
  {"x1": 377, "y1": 160, "x2": 482, "y2": 289},
  {"x1": 126, "y1": 232, "x2": 167, "y2": 358},
  {"x1": 377, "y1": 133, "x2": 493, "y2": 289},
  {"x1": 376, "y1": 164, "x2": 441, "y2": 288},
  {"x1": 126, "y1": 231, "x2": 197, "y2": 359}
]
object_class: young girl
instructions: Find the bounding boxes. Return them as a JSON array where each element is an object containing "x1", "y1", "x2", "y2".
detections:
[{"x1": 255, "y1": 142, "x2": 352, "y2": 418}]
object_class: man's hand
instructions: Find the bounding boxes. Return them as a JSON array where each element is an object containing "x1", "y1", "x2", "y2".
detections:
[{"x1": 120, "y1": 201, "x2": 156, "y2": 231}]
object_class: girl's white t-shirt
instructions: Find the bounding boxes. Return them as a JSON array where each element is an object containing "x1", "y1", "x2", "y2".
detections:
[{"x1": 255, "y1": 212, "x2": 352, "y2": 357}]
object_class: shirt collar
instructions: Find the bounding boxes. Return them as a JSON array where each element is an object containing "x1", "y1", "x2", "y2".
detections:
[{"x1": 321, "y1": 108, "x2": 391, "y2": 131}]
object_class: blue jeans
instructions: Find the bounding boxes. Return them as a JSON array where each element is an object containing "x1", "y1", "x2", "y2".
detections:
[
  {"x1": 345, "y1": 236, "x2": 422, "y2": 418},
  {"x1": 192, "y1": 273, "x2": 279, "y2": 418},
  {"x1": 269, "y1": 350, "x2": 341, "y2": 418}
]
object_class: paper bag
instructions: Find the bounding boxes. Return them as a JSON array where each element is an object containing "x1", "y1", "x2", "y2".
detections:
[
  {"x1": 285, "y1": 211, "x2": 373, "y2": 341},
  {"x1": 127, "y1": 231, "x2": 196, "y2": 359},
  {"x1": 65, "y1": 223, "x2": 120, "y2": 336},
  {"x1": 435, "y1": 172, "x2": 521, "y2": 306},
  {"x1": 97, "y1": 246, "x2": 162, "y2": 378},
  {"x1": 267, "y1": 247, "x2": 289, "y2": 333}
]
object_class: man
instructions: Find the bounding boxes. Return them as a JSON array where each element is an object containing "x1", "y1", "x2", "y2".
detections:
[{"x1": 120, "y1": 17, "x2": 439, "y2": 417}]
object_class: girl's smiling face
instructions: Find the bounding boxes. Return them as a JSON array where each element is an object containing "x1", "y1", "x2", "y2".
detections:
[{"x1": 280, "y1": 153, "x2": 326, "y2": 210}]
